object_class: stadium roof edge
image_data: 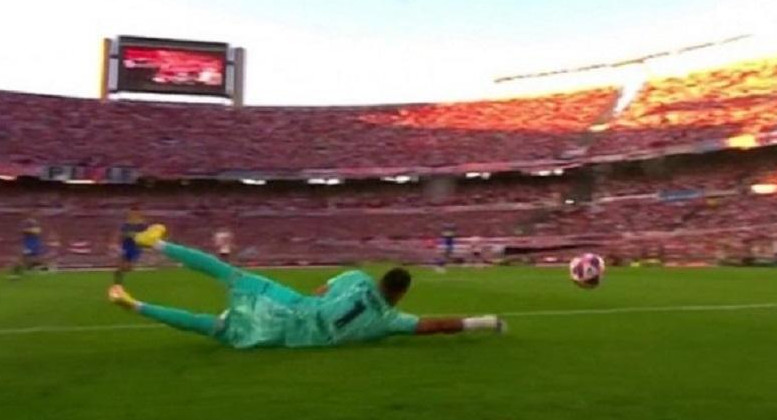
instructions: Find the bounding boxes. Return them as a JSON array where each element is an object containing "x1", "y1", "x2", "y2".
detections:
[{"x1": 494, "y1": 34, "x2": 752, "y2": 83}]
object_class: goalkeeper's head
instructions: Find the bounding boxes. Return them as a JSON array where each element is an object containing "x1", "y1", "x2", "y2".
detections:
[{"x1": 379, "y1": 267, "x2": 412, "y2": 306}]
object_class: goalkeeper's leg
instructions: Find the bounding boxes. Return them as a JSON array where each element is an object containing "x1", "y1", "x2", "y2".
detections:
[
  {"x1": 135, "y1": 224, "x2": 244, "y2": 284},
  {"x1": 139, "y1": 303, "x2": 222, "y2": 336},
  {"x1": 133, "y1": 224, "x2": 302, "y2": 305},
  {"x1": 109, "y1": 285, "x2": 223, "y2": 337},
  {"x1": 161, "y1": 242, "x2": 244, "y2": 283}
]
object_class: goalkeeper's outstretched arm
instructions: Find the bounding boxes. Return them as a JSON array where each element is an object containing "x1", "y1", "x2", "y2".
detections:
[{"x1": 415, "y1": 315, "x2": 505, "y2": 335}]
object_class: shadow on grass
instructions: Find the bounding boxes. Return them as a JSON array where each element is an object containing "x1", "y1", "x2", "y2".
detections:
[{"x1": 164, "y1": 331, "x2": 507, "y2": 358}]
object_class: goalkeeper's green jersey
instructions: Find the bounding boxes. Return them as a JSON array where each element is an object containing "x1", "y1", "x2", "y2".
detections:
[{"x1": 217, "y1": 270, "x2": 419, "y2": 348}]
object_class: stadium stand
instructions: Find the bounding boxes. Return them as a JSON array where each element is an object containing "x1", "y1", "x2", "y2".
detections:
[
  {"x1": 594, "y1": 57, "x2": 777, "y2": 154},
  {"x1": 3, "y1": 57, "x2": 777, "y2": 177},
  {"x1": 0, "y1": 88, "x2": 617, "y2": 174},
  {"x1": 4, "y1": 55, "x2": 777, "y2": 267},
  {"x1": 1, "y1": 146, "x2": 776, "y2": 267}
]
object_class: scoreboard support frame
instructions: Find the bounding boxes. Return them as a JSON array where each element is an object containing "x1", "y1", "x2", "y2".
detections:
[{"x1": 99, "y1": 38, "x2": 111, "y2": 101}]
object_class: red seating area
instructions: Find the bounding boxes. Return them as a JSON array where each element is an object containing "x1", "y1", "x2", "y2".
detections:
[
  {"x1": 357, "y1": 88, "x2": 616, "y2": 160},
  {"x1": 2, "y1": 57, "x2": 777, "y2": 175},
  {"x1": 6, "y1": 55, "x2": 777, "y2": 265},
  {"x1": 1, "y1": 152, "x2": 776, "y2": 266},
  {"x1": 595, "y1": 57, "x2": 777, "y2": 154},
  {"x1": 0, "y1": 178, "x2": 567, "y2": 212},
  {"x1": 595, "y1": 151, "x2": 777, "y2": 197},
  {"x1": 0, "y1": 88, "x2": 616, "y2": 173},
  {"x1": 2, "y1": 192, "x2": 775, "y2": 266}
]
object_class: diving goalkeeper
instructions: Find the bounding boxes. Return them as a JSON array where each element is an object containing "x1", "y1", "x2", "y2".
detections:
[{"x1": 108, "y1": 225, "x2": 506, "y2": 348}]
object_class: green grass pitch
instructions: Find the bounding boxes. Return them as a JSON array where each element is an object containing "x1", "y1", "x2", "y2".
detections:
[{"x1": 2, "y1": 265, "x2": 777, "y2": 420}]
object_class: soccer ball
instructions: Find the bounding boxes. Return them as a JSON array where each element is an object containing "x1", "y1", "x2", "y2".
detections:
[{"x1": 569, "y1": 253, "x2": 605, "y2": 289}]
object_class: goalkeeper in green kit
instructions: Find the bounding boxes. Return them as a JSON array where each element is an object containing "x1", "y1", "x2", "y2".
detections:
[{"x1": 108, "y1": 224, "x2": 507, "y2": 348}]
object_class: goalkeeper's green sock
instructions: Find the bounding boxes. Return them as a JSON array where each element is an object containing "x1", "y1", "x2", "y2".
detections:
[{"x1": 138, "y1": 303, "x2": 220, "y2": 337}]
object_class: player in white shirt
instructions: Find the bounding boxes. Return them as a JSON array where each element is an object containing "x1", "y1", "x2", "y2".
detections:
[
  {"x1": 470, "y1": 236, "x2": 486, "y2": 267},
  {"x1": 46, "y1": 232, "x2": 62, "y2": 272},
  {"x1": 213, "y1": 227, "x2": 235, "y2": 261}
]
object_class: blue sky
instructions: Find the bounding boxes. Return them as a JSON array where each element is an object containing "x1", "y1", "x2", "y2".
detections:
[{"x1": 0, "y1": 0, "x2": 774, "y2": 104}]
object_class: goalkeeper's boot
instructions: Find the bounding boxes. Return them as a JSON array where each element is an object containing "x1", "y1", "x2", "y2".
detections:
[
  {"x1": 134, "y1": 224, "x2": 167, "y2": 248},
  {"x1": 108, "y1": 285, "x2": 139, "y2": 311}
]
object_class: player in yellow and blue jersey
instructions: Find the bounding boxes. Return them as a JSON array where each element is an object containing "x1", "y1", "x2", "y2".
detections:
[
  {"x1": 434, "y1": 224, "x2": 456, "y2": 273},
  {"x1": 10, "y1": 216, "x2": 44, "y2": 278},
  {"x1": 113, "y1": 207, "x2": 147, "y2": 285},
  {"x1": 108, "y1": 224, "x2": 506, "y2": 348}
]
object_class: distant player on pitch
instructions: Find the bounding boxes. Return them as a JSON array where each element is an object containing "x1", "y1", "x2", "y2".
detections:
[
  {"x1": 113, "y1": 207, "x2": 147, "y2": 285},
  {"x1": 213, "y1": 226, "x2": 235, "y2": 261},
  {"x1": 434, "y1": 224, "x2": 456, "y2": 273},
  {"x1": 45, "y1": 231, "x2": 62, "y2": 272},
  {"x1": 108, "y1": 224, "x2": 506, "y2": 348},
  {"x1": 10, "y1": 215, "x2": 44, "y2": 278}
]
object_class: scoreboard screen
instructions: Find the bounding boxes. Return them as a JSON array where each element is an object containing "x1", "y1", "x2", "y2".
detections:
[{"x1": 116, "y1": 36, "x2": 229, "y2": 96}]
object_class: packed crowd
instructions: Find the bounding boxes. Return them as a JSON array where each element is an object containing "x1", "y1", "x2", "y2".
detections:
[
  {"x1": 3, "y1": 148, "x2": 773, "y2": 215},
  {"x1": 0, "y1": 177, "x2": 570, "y2": 212},
  {"x1": 2, "y1": 192, "x2": 775, "y2": 265},
  {"x1": 0, "y1": 87, "x2": 616, "y2": 174},
  {"x1": 1, "y1": 57, "x2": 776, "y2": 178},
  {"x1": 595, "y1": 57, "x2": 777, "y2": 154},
  {"x1": 3, "y1": 55, "x2": 777, "y2": 265},
  {"x1": 1, "y1": 149, "x2": 775, "y2": 266},
  {"x1": 593, "y1": 150, "x2": 777, "y2": 197}
]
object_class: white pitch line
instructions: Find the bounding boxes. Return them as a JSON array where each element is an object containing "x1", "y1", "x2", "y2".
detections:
[
  {"x1": 1, "y1": 303, "x2": 776, "y2": 336},
  {"x1": 0, "y1": 323, "x2": 162, "y2": 336},
  {"x1": 495, "y1": 303, "x2": 777, "y2": 317},
  {"x1": 412, "y1": 303, "x2": 777, "y2": 318}
]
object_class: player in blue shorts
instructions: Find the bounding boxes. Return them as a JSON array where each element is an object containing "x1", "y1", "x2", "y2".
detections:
[
  {"x1": 435, "y1": 224, "x2": 456, "y2": 273},
  {"x1": 108, "y1": 224, "x2": 506, "y2": 348},
  {"x1": 11, "y1": 216, "x2": 44, "y2": 278},
  {"x1": 114, "y1": 207, "x2": 147, "y2": 285}
]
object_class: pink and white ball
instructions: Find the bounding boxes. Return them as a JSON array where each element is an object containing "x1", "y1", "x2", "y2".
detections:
[{"x1": 569, "y1": 253, "x2": 605, "y2": 289}]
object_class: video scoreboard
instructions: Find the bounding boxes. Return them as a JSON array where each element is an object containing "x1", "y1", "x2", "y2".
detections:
[{"x1": 102, "y1": 36, "x2": 245, "y2": 104}]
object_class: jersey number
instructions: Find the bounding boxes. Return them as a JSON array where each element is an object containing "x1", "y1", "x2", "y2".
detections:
[{"x1": 334, "y1": 300, "x2": 366, "y2": 329}]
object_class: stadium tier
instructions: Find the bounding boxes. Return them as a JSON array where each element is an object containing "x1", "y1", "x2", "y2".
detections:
[
  {"x1": 1, "y1": 147, "x2": 776, "y2": 266},
  {"x1": 3, "y1": 58, "x2": 777, "y2": 177},
  {"x1": 594, "y1": 57, "x2": 777, "y2": 154},
  {"x1": 1, "y1": 195, "x2": 775, "y2": 266},
  {"x1": 3, "y1": 55, "x2": 777, "y2": 267},
  {"x1": 0, "y1": 88, "x2": 618, "y2": 174}
]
